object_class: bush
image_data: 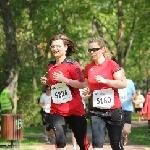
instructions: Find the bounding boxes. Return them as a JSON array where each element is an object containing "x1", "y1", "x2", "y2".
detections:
[{"x1": 17, "y1": 99, "x2": 42, "y2": 127}]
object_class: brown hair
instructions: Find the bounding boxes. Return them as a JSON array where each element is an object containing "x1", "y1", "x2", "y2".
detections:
[
  {"x1": 43, "y1": 85, "x2": 51, "y2": 93},
  {"x1": 88, "y1": 37, "x2": 112, "y2": 59},
  {"x1": 136, "y1": 89, "x2": 142, "y2": 93},
  {"x1": 49, "y1": 34, "x2": 77, "y2": 56}
]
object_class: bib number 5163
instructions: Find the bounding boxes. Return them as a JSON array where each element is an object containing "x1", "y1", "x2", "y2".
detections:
[
  {"x1": 97, "y1": 97, "x2": 111, "y2": 104},
  {"x1": 93, "y1": 88, "x2": 114, "y2": 109}
]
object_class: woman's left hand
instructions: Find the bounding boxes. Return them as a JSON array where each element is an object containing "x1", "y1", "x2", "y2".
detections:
[{"x1": 52, "y1": 70, "x2": 67, "y2": 83}]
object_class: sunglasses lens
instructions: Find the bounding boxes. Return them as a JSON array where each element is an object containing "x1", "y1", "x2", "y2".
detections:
[{"x1": 88, "y1": 48, "x2": 100, "y2": 52}]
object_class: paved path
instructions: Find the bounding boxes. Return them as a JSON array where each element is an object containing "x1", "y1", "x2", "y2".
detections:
[{"x1": 17, "y1": 121, "x2": 150, "y2": 150}]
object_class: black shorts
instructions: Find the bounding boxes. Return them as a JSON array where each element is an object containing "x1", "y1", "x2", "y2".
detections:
[
  {"x1": 42, "y1": 112, "x2": 53, "y2": 131},
  {"x1": 123, "y1": 110, "x2": 132, "y2": 124},
  {"x1": 90, "y1": 107, "x2": 124, "y2": 126},
  {"x1": 90, "y1": 108, "x2": 124, "y2": 149},
  {"x1": 135, "y1": 108, "x2": 142, "y2": 113},
  {"x1": 41, "y1": 112, "x2": 46, "y2": 125},
  {"x1": 49, "y1": 114, "x2": 89, "y2": 149}
]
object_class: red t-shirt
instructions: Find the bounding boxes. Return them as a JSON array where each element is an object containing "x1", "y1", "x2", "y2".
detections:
[
  {"x1": 84, "y1": 59, "x2": 121, "y2": 109},
  {"x1": 47, "y1": 58, "x2": 85, "y2": 116}
]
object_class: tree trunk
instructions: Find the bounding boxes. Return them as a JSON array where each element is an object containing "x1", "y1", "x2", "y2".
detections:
[
  {"x1": 0, "y1": 0, "x2": 20, "y2": 113},
  {"x1": 28, "y1": 2, "x2": 38, "y2": 104},
  {"x1": 117, "y1": 1, "x2": 124, "y2": 66}
]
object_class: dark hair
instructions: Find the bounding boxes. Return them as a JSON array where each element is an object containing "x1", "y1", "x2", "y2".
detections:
[
  {"x1": 5, "y1": 79, "x2": 11, "y2": 87},
  {"x1": 43, "y1": 85, "x2": 51, "y2": 93},
  {"x1": 49, "y1": 34, "x2": 77, "y2": 56}
]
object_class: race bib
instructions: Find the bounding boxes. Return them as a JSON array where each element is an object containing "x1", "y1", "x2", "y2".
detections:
[
  {"x1": 51, "y1": 83, "x2": 72, "y2": 104},
  {"x1": 118, "y1": 89, "x2": 127, "y2": 103},
  {"x1": 93, "y1": 88, "x2": 114, "y2": 109}
]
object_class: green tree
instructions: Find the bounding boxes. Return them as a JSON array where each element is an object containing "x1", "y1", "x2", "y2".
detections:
[
  {"x1": 0, "y1": 0, "x2": 150, "y2": 126},
  {"x1": 0, "y1": 0, "x2": 20, "y2": 113}
]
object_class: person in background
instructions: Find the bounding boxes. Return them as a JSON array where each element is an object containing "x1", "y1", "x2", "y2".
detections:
[
  {"x1": 37, "y1": 97, "x2": 46, "y2": 139},
  {"x1": 142, "y1": 88, "x2": 150, "y2": 140},
  {"x1": 118, "y1": 68, "x2": 136, "y2": 146},
  {"x1": 0, "y1": 79, "x2": 14, "y2": 114},
  {"x1": 83, "y1": 37, "x2": 127, "y2": 150},
  {"x1": 40, "y1": 34, "x2": 90, "y2": 150},
  {"x1": 133, "y1": 89, "x2": 145, "y2": 122},
  {"x1": 38, "y1": 85, "x2": 55, "y2": 144}
]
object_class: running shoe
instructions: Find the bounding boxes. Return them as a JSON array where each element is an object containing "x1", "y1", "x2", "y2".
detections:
[
  {"x1": 45, "y1": 136, "x2": 49, "y2": 142},
  {"x1": 46, "y1": 138, "x2": 51, "y2": 144},
  {"x1": 50, "y1": 135, "x2": 55, "y2": 144},
  {"x1": 104, "y1": 131, "x2": 109, "y2": 141},
  {"x1": 123, "y1": 136, "x2": 128, "y2": 146},
  {"x1": 42, "y1": 133, "x2": 47, "y2": 138}
]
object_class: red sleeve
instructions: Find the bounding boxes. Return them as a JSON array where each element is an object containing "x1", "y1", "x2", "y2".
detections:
[
  {"x1": 110, "y1": 60, "x2": 121, "y2": 74},
  {"x1": 142, "y1": 94, "x2": 149, "y2": 115},
  {"x1": 84, "y1": 65, "x2": 88, "y2": 79},
  {"x1": 70, "y1": 62, "x2": 84, "y2": 82}
]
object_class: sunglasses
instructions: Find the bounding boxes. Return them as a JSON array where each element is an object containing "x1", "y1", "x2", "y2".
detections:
[{"x1": 88, "y1": 48, "x2": 101, "y2": 53}]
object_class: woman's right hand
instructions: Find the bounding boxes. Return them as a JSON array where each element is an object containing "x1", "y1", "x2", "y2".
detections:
[
  {"x1": 82, "y1": 87, "x2": 92, "y2": 97},
  {"x1": 40, "y1": 76, "x2": 48, "y2": 85}
]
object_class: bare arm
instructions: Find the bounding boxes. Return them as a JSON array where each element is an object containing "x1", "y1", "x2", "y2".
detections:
[
  {"x1": 95, "y1": 69, "x2": 127, "y2": 89},
  {"x1": 40, "y1": 71, "x2": 87, "y2": 89},
  {"x1": 131, "y1": 93, "x2": 137, "y2": 102},
  {"x1": 38, "y1": 102, "x2": 47, "y2": 109},
  {"x1": 82, "y1": 78, "x2": 92, "y2": 97},
  {"x1": 64, "y1": 79, "x2": 86, "y2": 89},
  {"x1": 52, "y1": 71, "x2": 87, "y2": 89}
]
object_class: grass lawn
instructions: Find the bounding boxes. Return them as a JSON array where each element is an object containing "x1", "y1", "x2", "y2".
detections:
[
  {"x1": 129, "y1": 112, "x2": 150, "y2": 146},
  {"x1": 132, "y1": 112, "x2": 141, "y2": 121},
  {"x1": 0, "y1": 125, "x2": 43, "y2": 146},
  {"x1": 23, "y1": 125, "x2": 44, "y2": 135},
  {"x1": 129, "y1": 126, "x2": 150, "y2": 146}
]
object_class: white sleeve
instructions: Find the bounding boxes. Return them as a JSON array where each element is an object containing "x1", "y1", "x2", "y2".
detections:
[
  {"x1": 141, "y1": 95, "x2": 145, "y2": 101},
  {"x1": 39, "y1": 94, "x2": 45, "y2": 103},
  {"x1": 141, "y1": 95, "x2": 145, "y2": 100},
  {"x1": 139, "y1": 95, "x2": 145, "y2": 103}
]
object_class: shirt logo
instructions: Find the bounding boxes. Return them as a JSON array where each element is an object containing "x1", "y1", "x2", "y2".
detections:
[{"x1": 90, "y1": 68, "x2": 93, "y2": 71}]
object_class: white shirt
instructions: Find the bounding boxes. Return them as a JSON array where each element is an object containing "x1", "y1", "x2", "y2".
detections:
[
  {"x1": 79, "y1": 89, "x2": 86, "y2": 109},
  {"x1": 40, "y1": 93, "x2": 51, "y2": 113}
]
